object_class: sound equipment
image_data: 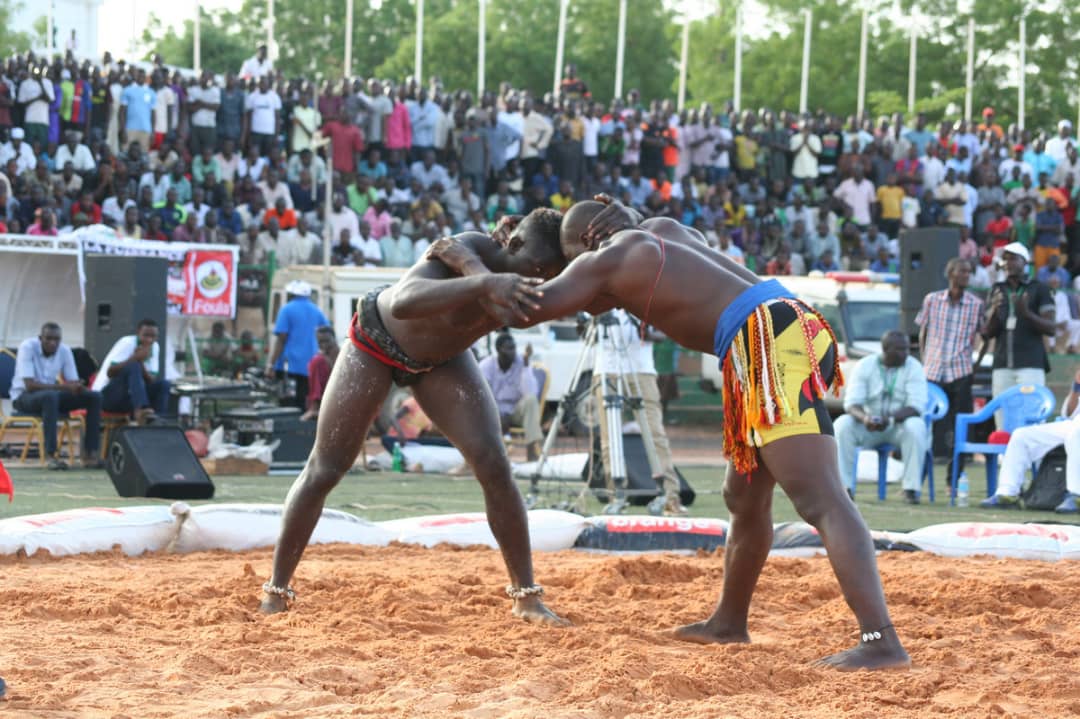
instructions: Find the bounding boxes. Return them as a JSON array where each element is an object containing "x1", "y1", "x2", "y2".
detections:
[
  {"x1": 106, "y1": 426, "x2": 215, "y2": 499},
  {"x1": 582, "y1": 433, "x2": 695, "y2": 506},
  {"x1": 898, "y1": 227, "x2": 961, "y2": 336},
  {"x1": 83, "y1": 255, "x2": 169, "y2": 377},
  {"x1": 217, "y1": 406, "x2": 316, "y2": 470}
]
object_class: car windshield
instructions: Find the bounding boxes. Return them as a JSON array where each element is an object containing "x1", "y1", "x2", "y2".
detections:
[{"x1": 847, "y1": 301, "x2": 900, "y2": 342}]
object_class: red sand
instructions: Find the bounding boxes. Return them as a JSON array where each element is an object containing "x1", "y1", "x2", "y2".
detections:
[{"x1": 3, "y1": 544, "x2": 1080, "y2": 718}]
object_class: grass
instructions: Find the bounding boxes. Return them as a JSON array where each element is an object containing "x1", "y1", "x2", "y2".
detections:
[{"x1": 2, "y1": 462, "x2": 1077, "y2": 533}]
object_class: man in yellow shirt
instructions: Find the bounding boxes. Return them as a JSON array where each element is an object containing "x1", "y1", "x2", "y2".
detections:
[{"x1": 874, "y1": 173, "x2": 905, "y2": 238}]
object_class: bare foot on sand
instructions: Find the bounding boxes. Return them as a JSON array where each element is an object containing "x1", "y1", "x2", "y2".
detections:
[
  {"x1": 815, "y1": 628, "x2": 910, "y2": 671},
  {"x1": 512, "y1": 596, "x2": 571, "y2": 627},
  {"x1": 259, "y1": 594, "x2": 289, "y2": 615},
  {"x1": 671, "y1": 620, "x2": 750, "y2": 645}
]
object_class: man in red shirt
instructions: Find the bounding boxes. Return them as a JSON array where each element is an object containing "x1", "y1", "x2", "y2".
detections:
[
  {"x1": 985, "y1": 202, "x2": 1014, "y2": 249},
  {"x1": 301, "y1": 326, "x2": 339, "y2": 421},
  {"x1": 320, "y1": 111, "x2": 365, "y2": 183},
  {"x1": 262, "y1": 197, "x2": 297, "y2": 231}
]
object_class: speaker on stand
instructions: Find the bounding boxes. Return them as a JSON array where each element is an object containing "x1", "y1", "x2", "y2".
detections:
[
  {"x1": 83, "y1": 255, "x2": 169, "y2": 378},
  {"x1": 899, "y1": 227, "x2": 961, "y2": 338}
]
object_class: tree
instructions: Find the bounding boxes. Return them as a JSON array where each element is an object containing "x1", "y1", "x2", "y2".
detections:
[
  {"x1": 142, "y1": 9, "x2": 252, "y2": 74},
  {"x1": 0, "y1": 0, "x2": 36, "y2": 54}
]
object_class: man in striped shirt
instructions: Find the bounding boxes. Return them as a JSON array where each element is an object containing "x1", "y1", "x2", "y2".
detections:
[{"x1": 915, "y1": 257, "x2": 984, "y2": 479}]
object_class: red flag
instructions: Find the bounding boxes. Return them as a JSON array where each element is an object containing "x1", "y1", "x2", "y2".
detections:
[{"x1": 0, "y1": 459, "x2": 12, "y2": 502}]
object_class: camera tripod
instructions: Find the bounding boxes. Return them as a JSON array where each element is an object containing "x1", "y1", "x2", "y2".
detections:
[{"x1": 525, "y1": 311, "x2": 665, "y2": 515}]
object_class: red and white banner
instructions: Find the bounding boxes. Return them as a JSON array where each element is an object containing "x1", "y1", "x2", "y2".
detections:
[{"x1": 182, "y1": 249, "x2": 237, "y2": 317}]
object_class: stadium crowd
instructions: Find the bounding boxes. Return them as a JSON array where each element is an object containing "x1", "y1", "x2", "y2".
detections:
[{"x1": 0, "y1": 45, "x2": 1077, "y2": 284}]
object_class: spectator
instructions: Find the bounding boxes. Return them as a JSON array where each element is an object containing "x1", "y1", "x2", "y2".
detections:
[
  {"x1": 301, "y1": 326, "x2": 339, "y2": 422},
  {"x1": 934, "y1": 167, "x2": 968, "y2": 227},
  {"x1": 290, "y1": 86, "x2": 321, "y2": 155},
  {"x1": 834, "y1": 330, "x2": 929, "y2": 503},
  {"x1": 218, "y1": 74, "x2": 246, "y2": 148},
  {"x1": 479, "y1": 333, "x2": 543, "y2": 461},
  {"x1": 385, "y1": 84, "x2": 412, "y2": 156},
  {"x1": 27, "y1": 207, "x2": 57, "y2": 236},
  {"x1": 980, "y1": 367, "x2": 1080, "y2": 513},
  {"x1": 0, "y1": 127, "x2": 36, "y2": 174},
  {"x1": 239, "y1": 43, "x2": 273, "y2": 80},
  {"x1": 1033, "y1": 196, "x2": 1065, "y2": 269},
  {"x1": 18, "y1": 66, "x2": 55, "y2": 147},
  {"x1": 346, "y1": 174, "x2": 378, "y2": 217},
  {"x1": 263, "y1": 196, "x2": 297, "y2": 231},
  {"x1": 1037, "y1": 252, "x2": 1071, "y2": 287},
  {"x1": 407, "y1": 88, "x2": 440, "y2": 160},
  {"x1": 812, "y1": 247, "x2": 841, "y2": 272},
  {"x1": 789, "y1": 118, "x2": 821, "y2": 183},
  {"x1": 520, "y1": 97, "x2": 553, "y2": 182},
  {"x1": 380, "y1": 219, "x2": 413, "y2": 268},
  {"x1": 874, "y1": 173, "x2": 905, "y2": 238},
  {"x1": 202, "y1": 321, "x2": 234, "y2": 376},
  {"x1": 53, "y1": 130, "x2": 94, "y2": 174},
  {"x1": 243, "y1": 76, "x2": 281, "y2": 157},
  {"x1": 410, "y1": 149, "x2": 450, "y2": 191},
  {"x1": 363, "y1": 198, "x2": 393, "y2": 239},
  {"x1": 833, "y1": 165, "x2": 875, "y2": 229},
  {"x1": 10, "y1": 321, "x2": 102, "y2": 470},
  {"x1": 91, "y1": 318, "x2": 169, "y2": 424},
  {"x1": 353, "y1": 219, "x2": 382, "y2": 267},
  {"x1": 264, "y1": 280, "x2": 329, "y2": 409}
]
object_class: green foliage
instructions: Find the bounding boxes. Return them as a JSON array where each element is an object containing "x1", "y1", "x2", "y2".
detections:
[
  {"x1": 141, "y1": 9, "x2": 251, "y2": 74},
  {"x1": 0, "y1": 0, "x2": 35, "y2": 53}
]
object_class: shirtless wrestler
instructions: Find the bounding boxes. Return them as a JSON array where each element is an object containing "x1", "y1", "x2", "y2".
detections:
[
  {"x1": 260, "y1": 209, "x2": 573, "y2": 625},
  {"x1": 423, "y1": 202, "x2": 910, "y2": 670}
]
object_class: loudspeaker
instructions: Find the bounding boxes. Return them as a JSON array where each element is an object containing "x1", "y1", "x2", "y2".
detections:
[
  {"x1": 582, "y1": 433, "x2": 695, "y2": 506},
  {"x1": 83, "y1": 255, "x2": 169, "y2": 376},
  {"x1": 107, "y1": 426, "x2": 215, "y2": 499},
  {"x1": 899, "y1": 227, "x2": 961, "y2": 336},
  {"x1": 216, "y1": 406, "x2": 316, "y2": 470}
]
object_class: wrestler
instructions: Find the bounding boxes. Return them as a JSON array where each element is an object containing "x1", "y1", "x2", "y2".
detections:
[
  {"x1": 260, "y1": 209, "x2": 574, "y2": 625},
  {"x1": 421, "y1": 203, "x2": 910, "y2": 670}
]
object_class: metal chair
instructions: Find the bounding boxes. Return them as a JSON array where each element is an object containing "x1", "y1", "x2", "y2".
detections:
[
  {"x1": 851, "y1": 381, "x2": 949, "y2": 502},
  {"x1": 949, "y1": 383, "x2": 1056, "y2": 503}
]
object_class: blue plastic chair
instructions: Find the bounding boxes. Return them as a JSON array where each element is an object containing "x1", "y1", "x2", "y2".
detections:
[
  {"x1": 852, "y1": 382, "x2": 949, "y2": 502},
  {"x1": 949, "y1": 383, "x2": 1056, "y2": 503}
]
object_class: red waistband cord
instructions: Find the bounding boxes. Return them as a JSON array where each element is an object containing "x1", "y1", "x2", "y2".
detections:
[
  {"x1": 348, "y1": 313, "x2": 419, "y2": 374},
  {"x1": 639, "y1": 231, "x2": 666, "y2": 340}
]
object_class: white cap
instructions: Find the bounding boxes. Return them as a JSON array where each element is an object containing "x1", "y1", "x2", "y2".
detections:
[
  {"x1": 285, "y1": 280, "x2": 312, "y2": 297},
  {"x1": 61, "y1": 69, "x2": 71, "y2": 80},
  {"x1": 1060, "y1": 119, "x2": 1073, "y2": 130},
  {"x1": 1001, "y1": 242, "x2": 1030, "y2": 263},
  {"x1": 10, "y1": 127, "x2": 24, "y2": 140}
]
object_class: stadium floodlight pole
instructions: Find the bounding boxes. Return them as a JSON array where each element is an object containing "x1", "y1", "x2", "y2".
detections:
[
  {"x1": 964, "y1": 18, "x2": 974, "y2": 123},
  {"x1": 856, "y1": 8, "x2": 868, "y2": 118},
  {"x1": 194, "y1": 0, "x2": 202, "y2": 74},
  {"x1": 907, "y1": 26, "x2": 916, "y2": 114},
  {"x1": 614, "y1": 0, "x2": 627, "y2": 99},
  {"x1": 414, "y1": 0, "x2": 424, "y2": 86},
  {"x1": 344, "y1": 0, "x2": 353, "y2": 78},
  {"x1": 553, "y1": 0, "x2": 569, "y2": 97},
  {"x1": 1018, "y1": 13, "x2": 1026, "y2": 130},
  {"x1": 313, "y1": 133, "x2": 334, "y2": 316},
  {"x1": 46, "y1": 0, "x2": 54, "y2": 56},
  {"x1": 477, "y1": 0, "x2": 486, "y2": 97},
  {"x1": 677, "y1": 18, "x2": 689, "y2": 111},
  {"x1": 267, "y1": 0, "x2": 275, "y2": 60},
  {"x1": 799, "y1": 8, "x2": 811, "y2": 115},
  {"x1": 733, "y1": 2, "x2": 742, "y2": 113}
]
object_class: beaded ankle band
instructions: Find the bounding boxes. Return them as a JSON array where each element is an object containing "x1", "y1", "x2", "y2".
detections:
[
  {"x1": 860, "y1": 624, "x2": 894, "y2": 643},
  {"x1": 505, "y1": 584, "x2": 544, "y2": 600},
  {"x1": 262, "y1": 582, "x2": 296, "y2": 601}
]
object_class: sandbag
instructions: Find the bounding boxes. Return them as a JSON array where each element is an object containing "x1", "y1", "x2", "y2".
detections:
[
  {"x1": 379, "y1": 509, "x2": 587, "y2": 552},
  {"x1": 573, "y1": 515, "x2": 729, "y2": 552},
  {"x1": 172, "y1": 503, "x2": 394, "y2": 553},
  {"x1": 0, "y1": 506, "x2": 178, "y2": 557},
  {"x1": 904, "y1": 522, "x2": 1080, "y2": 561},
  {"x1": 769, "y1": 521, "x2": 825, "y2": 557}
]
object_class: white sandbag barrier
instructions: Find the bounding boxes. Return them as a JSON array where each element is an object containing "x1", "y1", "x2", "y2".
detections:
[
  {"x1": 902, "y1": 522, "x2": 1080, "y2": 561},
  {"x1": 379, "y1": 509, "x2": 588, "y2": 552},
  {"x1": 0, "y1": 506, "x2": 178, "y2": 557}
]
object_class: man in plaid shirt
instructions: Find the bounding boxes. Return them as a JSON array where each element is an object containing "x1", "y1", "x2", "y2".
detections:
[{"x1": 915, "y1": 257, "x2": 984, "y2": 479}]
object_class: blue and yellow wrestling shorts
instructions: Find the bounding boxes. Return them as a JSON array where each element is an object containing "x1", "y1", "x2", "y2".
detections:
[{"x1": 713, "y1": 280, "x2": 843, "y2": 475}]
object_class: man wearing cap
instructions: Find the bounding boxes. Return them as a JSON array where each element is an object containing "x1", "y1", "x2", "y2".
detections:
[
  {"x1": 0, "y1": 128, "x2": 36, "y2": 175},
  {"x1": 1046, "y1": 121, "x2": 1077, "y2": 165},
  {"x1": 239, "y1": 44, "x2": 273, "y2": 81},
  {"x1": 998, "y1": 144, "x2": 1034, "y2": 186},
  {"x1": 264, "y1": 280, "x2": 329, "y2": 410},
  {"x1": 977, "y1": 107, "x2": 1004, "y2": 140},
  {"x1": 980, "y1": 242, "x2": 1055, "y2": 427}
]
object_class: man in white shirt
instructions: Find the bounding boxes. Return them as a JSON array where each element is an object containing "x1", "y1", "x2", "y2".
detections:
[
  {"x1": 520, "y1": 97, "x2": 553, "y2": 181},
  {"x1": 17, "y1": 68, "x2": 54, "y2": 146},
  {"x1": 239, "y1": 44, "x2": 273, "y2": 80},
  {"x1": 582, "y1": 103, "x2": 601, "y2": 172},
  {"x1": 351, "y1": 220, "x2": 382, "y2": 267},
  {"x1": 327, "y1": 192, "x2": 359, "y2": 246},
  {"x1": 920, "y1": 143, "x2": 946, "y2": 191},
  {"x1": 789, "y1": 120, "x2": 822, "y2": 181},
  {"x1": 409, "y1": 150, "x2": 451, "y2": 191},
  {"x1": 102, "y1": 187, "x2": 135, "y2": 225},
  {"x1": 497, "y1": 97, "x2": 524, "y2": 163},
  {"x1": 10, "y1": 322, "x2": 103, "y2": 469},
  {"x1": 0, "y1": 127, "x2": 36, "y2": 175},
  {"x1": 243, "y1": 76, "x2": 282, "y2": 157},
  {"x1": 53, "y1": 131, "x2": 96, "y2": 174},
  {"x1": 1046, "y1": 120, "x2": 1077, "y2": 165},
  {"x1": 91, "y1": 318, "x2": 169, "y2": 424},
  {"x1": 257, "y1": 167, "x2": 293, "y2": 209},
  {"x1": 832, "y1": 165, "x2": 876, "y2": 228},
  {"x1": 152, "y1": 71, "x2": 176, "y2": 144},
  {"x1": 934, "y1": 168, "x2": 969, "y2": 226},
  {"x1": 187, "y1": 71, "x2": 221, "y2": 155}
]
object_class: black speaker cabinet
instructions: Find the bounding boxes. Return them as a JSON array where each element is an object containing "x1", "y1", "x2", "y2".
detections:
[
  {"x1": 107, "y1": 426, "x2": 215, "y2": 499},
  {"x1": 83, "y1": 255, "x2": 169, "y2": 377},
  {"x1": 899, "y1": 227, "x2": 961, "y2": 336}
]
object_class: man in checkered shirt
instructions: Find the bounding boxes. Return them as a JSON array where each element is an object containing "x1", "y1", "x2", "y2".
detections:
[{"x1": 915, "y1": 257, "x2": 984, "y2": 479}]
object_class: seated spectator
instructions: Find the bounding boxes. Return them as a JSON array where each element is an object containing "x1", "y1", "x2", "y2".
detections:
[
  {"x1": 479, "y1": 333, "x2": 543, "y2": 461},
  {"x1": 27, "y1": 207, "x2": 58, "y2": 236},
  {"x1": 352, "y1": 220, "x2": 382, "y2": 267},
  {"x1": 409, "y1": 149, "x2": 450, "y2": 190},
  {"x1": 102, "y1": 186, "x2": 135, "y2": 226},
  {"x1": 54, "y1": 131, "x2": 95, "y2": 175},
  {"x1": 382, "y1": 395, "x2": 450, "y2": 454},
  {"x1": 363, "y1": 198, "x2": 393, "y2": 239},
  {"x1": 347, "y1": 173, "x2": 378, "y2": 217},
  {"x1": 869, "y1": 246, "x2": 898, "y2": 273},
  {"x1": 234, "y1": 331, "x2": 261, "y2": 374},
  {"x1": 486, "y1": 180, "x2": 520, "y2": 220},
  {"x1": 286, "y1": 147, "x2": 327, "y2": 186},
  {"x1": 550, "y1": 179, "x2": 575, "y2": 213},
  {"x1": 173, "y1": 212, "x2": 208, "y2": 243},
  {"x1": 155, "y1": 188, "x2": 185, "y2": 237},
  {"x1": 1047, "y1": 273, "x2": 1080, "y2": 353},
  {"x1": 148, "y1": 140, "x2": 179, "y2": 172},
  {"x1": 980, "y1": 367, "x2": 1080, "y2": 513},
  {"x1": 531, "y1": 161, "x2": 559, "y2": 197},
  {"x1": 441, "y1": 177, "x2": 482, "y2": 228},
  {"x1": 214, "y1": 139, "x2": 241, "y2": 190},
  {"x1": 0, "y1": 128, "x2": 37, "y2": 175},
  {"x1": 301, "y1": 326, "x2": 339, "y2": 421},
  {"x1": 117, "y1": 205, "x2": 142, "y2": 238},
  {"x1": 202, "y1": 322, "x2": 235, "y2": 376},
  {"x1": 380, "y1": 219, "x2": 413, "y2": 268},
  {"x1": 263, "y1": 196, "x2": 297, "y2": 231},
  {"x1": 258, "y1": 167, "x2": 292, "y2": 210},
  {"x1": 10, "y1": 321, "x2": 103, "y2": 470},
  {"x1": 986, "y1": 202, "x2": 1014, "y2": 249},
  {"x1": 139, "y1": 165, "x2": 170, "y2": 204},
  {"x1": 239, "y1": 223, "x2": 274, "y2": 265},
  {"x1": 144, "y1": 214, "x2": 168, "y2": 241},
  {"x1": 71, "y1": 191, "x2": 102, "y2": 226},
  {"x1": 90, "y1": 318, "x2": 169, "y2": 424},
  {"x1": 834, "y1": 330, "x2": 929, "y2": 503},
  {"x1": 182, "y1": 187, "x2": 212, "y2": 227},
  {"x1": 1037, "y1": 252, "x2": 1071, "y2": 287},
  {"x1": 764, "y1": 244, "x2": 794, "y2": 275},
  {"x1": 812, "y1": 247, "x2": 842, "y2": 272},
  {"x1": 237, "y1": 144, "x2": 268, "y2": 182},
  {"x1": 331, "y1": 228, "x2": 360, "y2": 266}
]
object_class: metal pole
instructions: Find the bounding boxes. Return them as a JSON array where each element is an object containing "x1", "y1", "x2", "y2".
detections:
[
  {"x1": 964, "y1": 18, "x2": 974, "y2": 123},
  {"x1": 553, "y1": 0, "x2": 569, "y2": 97},
  {"x1": 322, "y1": 140, "x2": 333, "y2": 317},
  {"x1": 677, "y1": 19, "x2": 690, "y2": 111},
  {"x1": 193, "y1": 0, "x2": 202, "y2": 74},
  {"x1": 799, "y1": 8, "x2": 812, "y2": 115},
  {"x1": 733, "y1": 2, "x2": 742, "y2": 113},
  {"x1": 907, "y1": 27, "x2": 916, "y2": 114},
  {"x1": 414, "y1": 0, "x2": 424, "y2": 85},
  {"x1": 856, "y1": 8, "x2": 868, "y2": 118},
  {"x1": 1018, "y1": 14, "x2": 1026, "y2": 130},
  {"x1": 344, "y1": 0, "x2": 353, "y2": 78},
  {"x1": 477, "y1": 0, "x2": 486, "y2": 97},
  {"x1": 47, "y1": 0, "x2": 54, "y2": 56},
  {"x1": 614, "y1": 0, "x2": 627, "y2": 99},
  {"x1": 267, "y1": 0, "x2": 275, "y2": 60}
]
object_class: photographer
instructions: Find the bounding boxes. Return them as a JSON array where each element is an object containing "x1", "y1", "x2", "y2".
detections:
[{"x1": 980, "y1": 243, "x2": 1055, "y2": 427}]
